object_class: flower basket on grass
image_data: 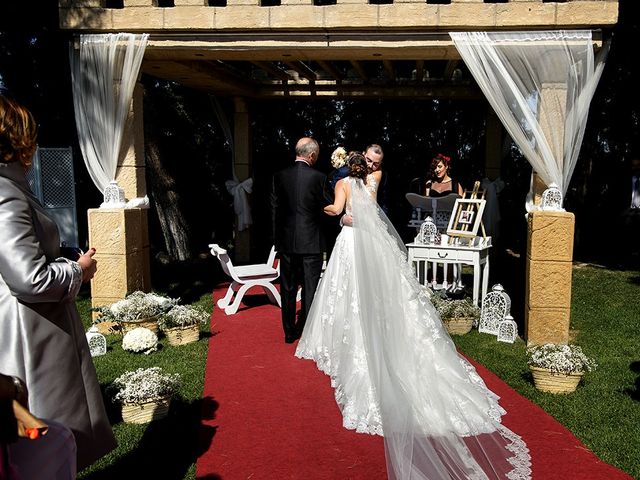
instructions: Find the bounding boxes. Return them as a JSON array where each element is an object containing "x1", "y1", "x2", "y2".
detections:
[
  {"x1": 109, "y1": 367, "x2": 181, "y2": 424},
  {"x1": 527, "y1": 343, "x2": 597, "y2": 394},
  {"x1": 158, "y1": 305, "x2": 209, "y2": 346},
  {"x1": 431, "y1": 294, "x2": 480, "y2": 335},
  {"x1": 93, "y1": 291, "x2": 178, "y2": 335}
]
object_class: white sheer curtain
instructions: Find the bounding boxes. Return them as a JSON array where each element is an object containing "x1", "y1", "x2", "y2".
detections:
[
  {"x1": 70, "y1": 33, "x2": 148, "y2": 195},
  {"x1": 450, "y1": 31, "x2": 608, "y2": 210}
]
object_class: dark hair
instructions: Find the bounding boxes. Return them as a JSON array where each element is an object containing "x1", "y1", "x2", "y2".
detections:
[
  {"x1": 347, "y1": 152, "x2": 368, "y2": 183},
  {"x1": 430, "y1": 153, "x2": 452, "y2": 176},
  {"x1": 0, "y1": 96, "x2": 37, "y2": 168}
]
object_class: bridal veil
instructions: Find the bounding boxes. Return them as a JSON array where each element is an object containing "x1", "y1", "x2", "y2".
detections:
[{"x1": 349, "y1": 179, "x2": 531, "y2": 480}]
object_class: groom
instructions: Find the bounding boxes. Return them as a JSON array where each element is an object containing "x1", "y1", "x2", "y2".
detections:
[{"x1": 272, "y1": 137, "x2": 333, "y2": 343}]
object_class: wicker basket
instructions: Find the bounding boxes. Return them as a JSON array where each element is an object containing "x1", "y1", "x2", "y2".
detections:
[
  {"x1": 93, "y1": 320, "x2": 120, "y2": 335},
  {"x1": 443, "y1": 316, "x2": 474, "y2": 335},
  {"x1": 164, "y1": 324, "x2": 200, "y2": 346},
  {"x1": 530, "y1": 366, "x2": 584, "y2": 394},
  {"x1": 120, "y1": 316, "x2": 159, "y2": 335},
  {"x1": 121, "y1": 396, "x2": 171, "y2": 424}
]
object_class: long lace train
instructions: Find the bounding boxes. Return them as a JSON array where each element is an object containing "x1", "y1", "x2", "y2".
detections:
[{"x1": 296, "y1": 178, "x2": 531, "y2": 479}]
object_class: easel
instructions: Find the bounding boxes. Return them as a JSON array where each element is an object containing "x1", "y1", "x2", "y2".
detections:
[{"x1": 448, "y1": 181, "x2": 487, "y2": 245}]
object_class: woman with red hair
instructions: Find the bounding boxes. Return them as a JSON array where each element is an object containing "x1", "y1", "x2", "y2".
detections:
[{"x1": 425, "y1": 153, "x2": 464, "y2": 197}]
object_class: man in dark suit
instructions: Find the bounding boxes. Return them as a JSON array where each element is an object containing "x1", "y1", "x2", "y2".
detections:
[
  {"x1": 273, "y1": 137, "x2": 333, "y2": 343},
  {"x1": 364, "y1": 143, "x2": 390, "y2": 216}
]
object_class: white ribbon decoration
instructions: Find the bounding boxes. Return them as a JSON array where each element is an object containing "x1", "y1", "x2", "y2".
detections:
[{"x1": 226, "y1": 178, "x2": 253, "y2": 231}]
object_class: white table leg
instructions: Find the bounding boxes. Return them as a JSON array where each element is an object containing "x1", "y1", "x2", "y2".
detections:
[
  {"x1": 472, "y1": 255, "x2": 480, "y2": 306},
  {"x1": 481, "y1": 255, "x2": 490, "y2": 302}
]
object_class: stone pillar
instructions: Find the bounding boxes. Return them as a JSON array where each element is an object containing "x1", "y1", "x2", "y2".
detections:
[
  {"x1": 89, "y1": 82, "x2": 151, "y2": 312},
  {"x1": 525, "y1": 211, "x2": 574, "y2": 345},
  {"x1": 525, "y1": 82, "x2": 572, "y2": 345},
  {"x1": 233, "y1": 97, "x2": 253, "y2": 262}
]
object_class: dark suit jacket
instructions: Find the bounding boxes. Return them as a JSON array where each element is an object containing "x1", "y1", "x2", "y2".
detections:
[{"x1": 273, "y1": 161, "x2": 333, "y2": 254}]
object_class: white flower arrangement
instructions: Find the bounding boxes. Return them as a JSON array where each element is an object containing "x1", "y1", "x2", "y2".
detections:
[
  {"x1": 122, "y1": 327, "x2": 158, "y2": 354},
  {"x1": 157, "y1": 305, "x2": 209, "y2": 331},
  {"x1": 330, "y1": 146, "x2": 348, "y2": 169},
  {"x1": 431, "y1": 294, "x2": 480, "y2": 321},
  {"x1": 109, "y1": 367, "x2": 181, "y2": 405},
  {"x1": 94, "y1": 291, "x2": 178, "y2": 324},
  {"x1": 527, "y1": 343, "x2": 597, "y2": 375}
]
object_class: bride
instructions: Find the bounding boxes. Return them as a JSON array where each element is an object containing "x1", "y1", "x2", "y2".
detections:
[{"x1": 295, "y1": 152, "x2": 531, "y2": 479}]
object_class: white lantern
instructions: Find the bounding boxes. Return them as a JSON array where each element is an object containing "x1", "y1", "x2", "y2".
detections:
[
  {"x1": 101, "y1": 180, "x2": 126, "y2": 208},
  {"x1": 541, "y1": 184, "x2": 563, "y2": 211},
  {"x1": 478, "y1": 284, "x2": 511, "y2": 335},
  {"x1": 86, "y1": 325, "x2": 107, "y2": 357},
  {"x1": 497, "y1": 315, "x2": 518, "y2": 343},
  {"x1": 415, "y1": 216, "x2": 439, "y2": 245}
]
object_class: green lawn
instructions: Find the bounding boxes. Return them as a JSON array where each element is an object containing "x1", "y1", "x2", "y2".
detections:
[{"x1": 77, "y1": 265, "x2": 640, "y2": 479}]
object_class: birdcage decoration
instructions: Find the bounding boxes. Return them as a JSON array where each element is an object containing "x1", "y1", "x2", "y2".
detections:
[
  {"x1": 415, "y1": 216, "x2": 440, "y2": 245},
  {"x1": 541, "y1": 184, "x2": 563, "y2": 211},
  {"x1": 86, "y1": 325, "x2": 107, "y2": 357},
  {"x1": 101, "y1": 180, "x2": 126, "y2": 208},
  {"x1": 478, "y1": 284, "x2": 511, "y2": 335},
  {"x1": 496, "y1": 315, "x2": 518, "y2": 343}
]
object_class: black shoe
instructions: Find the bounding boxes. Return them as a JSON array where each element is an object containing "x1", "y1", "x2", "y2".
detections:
[{"x1": 285, "y1": 334, "x2": 297, "y2": 344}]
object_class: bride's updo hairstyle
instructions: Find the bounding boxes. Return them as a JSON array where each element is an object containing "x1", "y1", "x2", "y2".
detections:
[{"x1": 347, "y1": 152, "x2": 368, "y2": 183}]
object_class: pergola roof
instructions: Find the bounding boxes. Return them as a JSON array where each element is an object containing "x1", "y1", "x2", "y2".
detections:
[{"x1": 60, "y1": 0, "x2": 617, "y2": 98}]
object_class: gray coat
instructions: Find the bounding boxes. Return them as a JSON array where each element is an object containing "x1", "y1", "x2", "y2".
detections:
[{"x1": 0, "y1": 161, "x2": 116, "y2": 471}]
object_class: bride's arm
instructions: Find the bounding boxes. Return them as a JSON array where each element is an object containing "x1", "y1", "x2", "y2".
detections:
[
  {"x1": 371, "y1": 170, "x2": 383, "y2": 201},
  {"x1": 324, "y1": 179, "x2": 347, "y2": 216}
]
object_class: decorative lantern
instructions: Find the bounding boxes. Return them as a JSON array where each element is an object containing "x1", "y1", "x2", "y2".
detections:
[
  {"x1": 101, "y1": 180, "x2": 126, "y2": 208},
  {"x1": 497, "y1": 315, "x2": 518, "y2": 343},
  {"x1": 415, "y1": 216, "x2": 439, "y2": 245},
  {"x1": 86, "y1": 325, "x2": 107, "y2": 357},
  {"x1": 478, "y1": 284, "x2": 511, "y2": 335},
  {"x1": 541, "y1": 184, "x2": 563, "y2": 211}
]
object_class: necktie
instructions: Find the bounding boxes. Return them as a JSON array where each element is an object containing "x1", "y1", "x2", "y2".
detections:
[{"x1": 632, "y1": 176, "x2": 640, "y2": 209}]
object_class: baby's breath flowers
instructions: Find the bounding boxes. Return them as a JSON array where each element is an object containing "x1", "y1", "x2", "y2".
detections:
[
  {"x1": 122, "y1": 327, "x2": 158, "y2": 354},
  {"x1": 93, "y1": 291, "x2": 178, "y2": 323},
  {"x1": 157, "y1": 305, "x2": 209, "y2": 331},
  {"x1": 109, "y1": 367, "x2": 181, "y2": 404},
  {"x1": 527, "y1": 343, "x2": 597, "y2": 375}
]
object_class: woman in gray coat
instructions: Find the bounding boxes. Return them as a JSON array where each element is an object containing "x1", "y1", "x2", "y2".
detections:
[{"x1": 0, "y1": 95, "x2": 116, "y2": 472}]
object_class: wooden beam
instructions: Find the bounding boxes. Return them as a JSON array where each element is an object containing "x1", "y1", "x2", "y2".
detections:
[
  {"x1": 260, "y1": 83, "x2": 482, "y2": 100},
  {"x1": 382, "y1": 60, "x2": 396, "y2": 81},
  {"x1": 349, "y1": 60, "x2": 368, "y2": 81},
  {"x1": 415, "y1": 59, "x2": 424, "y2": 82},
  {"x1": 316, "y1": 60, "x2": 343, "y2": 81},
  {"x1": 251, "y1": 61, "x2": 290, "y2": 81},
  {"x1": 283, "y1": 61, "x2": 318, "y2": 82},
  {"x1": 444, "y1": 60, "x2": 459, "y2": 80}
]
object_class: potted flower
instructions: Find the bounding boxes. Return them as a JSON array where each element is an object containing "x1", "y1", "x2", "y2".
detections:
[
  {"x1": 158, "y1": 305, "x2": 209, "y2": 346},
  {"x1": 527, "y1": 343, "x2": 597, "y2": 394},
  {"x1": 431, "y1": 294, "x2": 480, "y2": 335},
  {"x1": 94, "y1": 291, "x2": 178, "y2": 335},
  {"x1": 122, "y1": 327, "x2": 159, "y2": 355},
  {"x1": 109, "y1": 367, "x2": 181, "y2": 424}
]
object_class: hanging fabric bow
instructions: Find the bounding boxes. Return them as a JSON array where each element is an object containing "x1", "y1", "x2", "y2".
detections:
[{"x1": 226, "y1": 178, "x2": 254, "y2": 231}]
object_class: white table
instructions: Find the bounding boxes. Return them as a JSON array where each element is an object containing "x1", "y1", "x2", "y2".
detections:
[{"x1": 406, "y1": 239, "x2": 491, "y2": 306}]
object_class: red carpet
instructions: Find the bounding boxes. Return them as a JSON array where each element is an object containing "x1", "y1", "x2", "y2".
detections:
[{"x1": 196, "y1": 286, "x2": 632, "y2": 480}]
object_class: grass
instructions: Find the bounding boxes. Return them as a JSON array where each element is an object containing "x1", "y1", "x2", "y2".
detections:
[
  {"x1": 77, "y1": 265, "x2": 640, "y2": 479},
  {"x1": 77, "y1": 292, "x2": 214, "y2": 480},
  {"x1": 454, "y1": 265, "x2": 640, "y2": 479}
]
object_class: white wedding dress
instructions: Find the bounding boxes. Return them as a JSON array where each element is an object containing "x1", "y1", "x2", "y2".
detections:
[{"x1": 296, "y1": 176, "x2": 531, "y2": 480}]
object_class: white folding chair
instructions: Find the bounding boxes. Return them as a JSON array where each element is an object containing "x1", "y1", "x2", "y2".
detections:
[{"x1": 209, "y1": 243, "x2": 281, "y2": 315}]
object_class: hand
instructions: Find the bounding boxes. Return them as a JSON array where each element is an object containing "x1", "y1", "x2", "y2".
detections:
[
  {"x1": 342, "y1": 214, "x2": 353, "y2": 227},
  {"x1": 77, "y1": 247, "x2": 97, "y2": 283},
  {"x1": 13, "y1": 400, "x2": 48, "y2": 439}
]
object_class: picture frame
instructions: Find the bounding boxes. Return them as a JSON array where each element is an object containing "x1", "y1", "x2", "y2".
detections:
[{"x1": 447, "y1": 198, "x2": 486, "y2": 239}]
